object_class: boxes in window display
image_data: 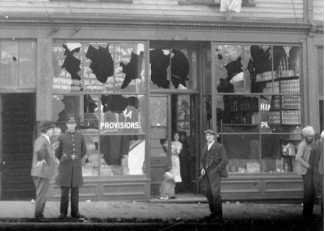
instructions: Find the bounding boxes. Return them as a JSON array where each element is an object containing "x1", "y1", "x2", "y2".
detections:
[
  {"x1": 246, "y1": 160, "x2": 260, "y2": 173},
  {"x1": 52, "y1": 77, "x2": 82, "y2": 91}
]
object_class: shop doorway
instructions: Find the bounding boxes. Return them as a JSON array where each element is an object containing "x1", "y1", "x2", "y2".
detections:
[
  {"x1": 149, "y1": 94, "x2": 200, "y2": 197},
  {"x1": 0, "y1": 93, "x2": 36, "y2": 200}
]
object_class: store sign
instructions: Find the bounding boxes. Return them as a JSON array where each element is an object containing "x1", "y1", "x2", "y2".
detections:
[
  {"x1": 100, "y1": 108, "x2": 141, "y2": 132},
  {"x1": 260, "y1": 101, "x2": 270, "y2": 128}
]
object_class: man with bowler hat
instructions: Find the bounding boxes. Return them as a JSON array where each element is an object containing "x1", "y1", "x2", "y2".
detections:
[
  {"x1": 55, "y1": 114, "x2": 87, "y2": 219},
  {"x1": 31, "y1": 121, "x2": 58, "y2": 219},
  {"x1": 200, "y1": 129, "x2": 228, "y2": 222}
]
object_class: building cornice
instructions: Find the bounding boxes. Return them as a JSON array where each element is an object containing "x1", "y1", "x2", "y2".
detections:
[{"x1": 0, "y1": 20, "x2": 315, "y2": 34}]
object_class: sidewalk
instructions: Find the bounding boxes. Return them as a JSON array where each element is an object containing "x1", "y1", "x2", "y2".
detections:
[{"x1": 0, "y1": 196, "x2": 323, "y2": 231}]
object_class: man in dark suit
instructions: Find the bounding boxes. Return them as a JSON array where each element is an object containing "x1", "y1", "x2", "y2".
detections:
[
  {"x1": 55, "y1": 114, "x2": 87, "y2": 219},
  {"x1": 31, "y1": 121, "x2": 58, "y2": 219},
  {"x1": 200, "y1": 129, "x2": 228, "y2": 222}
]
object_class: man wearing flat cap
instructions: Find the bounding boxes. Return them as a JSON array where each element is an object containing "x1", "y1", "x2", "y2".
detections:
[
  {"x1": 296, "y1": 126, "x2": 316, "y2": 218},
  {"x1": 55, "y1": 114, "x2": 87, "y2": 219},
  {"x1": 31, "y1": 121, "x2": 58, "y2": 219},
  {"x1": 200, "y1": 129, "x2": 228, "y2": 222}
]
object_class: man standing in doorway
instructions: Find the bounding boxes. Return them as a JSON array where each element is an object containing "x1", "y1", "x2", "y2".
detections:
[
  {"x1": 200, "y1": 129, "x2": 228, "y2": 222},
  {"x1": 55, "y1": 114, "x2": 87, "y2": 219},
  {"x1": 31, "y1": 121, "x2": 58, "y2": 219}
]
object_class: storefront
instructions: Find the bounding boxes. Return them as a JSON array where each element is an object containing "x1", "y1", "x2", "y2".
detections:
[{"x1": 0, "y1": 0, "x2": 323, "y2": 201}]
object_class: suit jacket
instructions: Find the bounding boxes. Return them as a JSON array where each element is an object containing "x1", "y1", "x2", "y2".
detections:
[
  {"x1": 295, "y1": 139, "x2": 312, "y2": 175},
  {"x1": 31, "y1": 135, "x2": 58, "y2": 178},
  {"x1": 200, "y1": 141, "x2": 228, "y2": 178}
]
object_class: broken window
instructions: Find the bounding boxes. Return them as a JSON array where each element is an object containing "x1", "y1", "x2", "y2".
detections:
[{"x1": 52, "y1": 42, "x2": 145, "y2": 94}]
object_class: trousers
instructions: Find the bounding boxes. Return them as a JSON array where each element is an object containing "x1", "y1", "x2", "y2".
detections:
[
  {"x1": 33, "y1": 176, "x2": 50, "y2": 218},
  {"x1": 60, "y1": 186, "x2": 79, "y2": 215},
  {"x1": 321, "y1": 174, "x2": 324, "y2": 214},
  {"x1": 205, "y1": 173, "x2": 223, "y2": 218},
  {"x1": 302, "y1": 168, "x2": 316, "y2": 216}
]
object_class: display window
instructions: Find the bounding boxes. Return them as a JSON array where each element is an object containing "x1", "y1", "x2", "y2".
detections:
[
  {"x1": 52, "y1": 94, "x2": 146, "y2": 177},
  {"x1": 52, "y1": 42, "x2": 145, "y2": 94},
  {"x1": 149, "y1": 42, "x2": 198, "y2": 91},
  {"x1": 213, "y1": 44, "x2": 302, "y2": 174}
]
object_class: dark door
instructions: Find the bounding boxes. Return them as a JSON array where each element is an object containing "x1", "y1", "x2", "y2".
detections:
[
  {"x1": 1, "y1": 93, "x2": 36, "y2": 200},
  {"x1": 171, "y1": 94, "x2": 200, "y2": 194}
]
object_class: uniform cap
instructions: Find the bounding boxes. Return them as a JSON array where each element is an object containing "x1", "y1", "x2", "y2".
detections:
[{"x1": 67, "y1": 114, "x2": 78, "y2": 124}]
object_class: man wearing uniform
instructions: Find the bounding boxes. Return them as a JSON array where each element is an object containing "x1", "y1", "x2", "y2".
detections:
[
  {"x1": 55, "y1": 114, "x2": 87, "y2": 219},
  {"x1": 200, "y1": 129, "x2": 228, "y2": 222}
]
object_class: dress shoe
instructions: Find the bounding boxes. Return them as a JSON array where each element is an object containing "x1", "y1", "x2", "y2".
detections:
[
  {"x1": 209, "y1": 215, "x2": 224, "y2": 223},
  {"x1": 71, "y1": 213, "x2": 85, "y2": 219},
  {"x1": 58, "y1": 214, "x2": 66, "y2": 219},
  {"x1": 204, "y1": 213, "x2": 216, "y2": 220}
]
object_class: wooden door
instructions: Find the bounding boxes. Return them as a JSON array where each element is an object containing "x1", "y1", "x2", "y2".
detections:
[
  {"x1": 1, "y1": 93, "x2": 36, "y2": 200},
  {"x1": 149, "y1": 95, "x2": 170, "y2": 196}
]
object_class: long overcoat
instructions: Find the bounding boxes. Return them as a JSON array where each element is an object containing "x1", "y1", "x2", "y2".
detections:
[{"x1": 55, "y1": 131, "x2": 87, "y2": 187}]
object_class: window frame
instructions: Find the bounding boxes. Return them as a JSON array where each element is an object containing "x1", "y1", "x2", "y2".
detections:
[{"x1": 210, "y1": 42, "x2": 303, "y2": 174}]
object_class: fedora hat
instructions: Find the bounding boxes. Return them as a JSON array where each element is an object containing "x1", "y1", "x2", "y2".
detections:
[{"x1": 39, "y1": 120, "x2": 55, "y2": 131}]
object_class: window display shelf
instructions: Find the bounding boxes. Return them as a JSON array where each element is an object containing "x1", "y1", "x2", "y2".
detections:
[{"x1": 222, "y1": 124, "x2": 259, "y2": 127}]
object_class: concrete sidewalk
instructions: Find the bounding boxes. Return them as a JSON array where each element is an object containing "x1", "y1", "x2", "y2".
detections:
[{"x1": 0, "y1": 198, "x2": 323, "y2": 231}]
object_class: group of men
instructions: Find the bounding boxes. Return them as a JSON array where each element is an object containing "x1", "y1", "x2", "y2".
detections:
[
  {"x1": 30, "y1": 118, "x2": 323, "y2": 222},
  {"x1": 31, "y1": 115, "x2": 87, "y2": 219}
]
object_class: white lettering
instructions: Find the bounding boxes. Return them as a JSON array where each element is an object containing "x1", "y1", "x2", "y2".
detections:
[
  {"x1": 261, "y1": 121, "x2": 269, "y2": 128},
  {"x1": 123, "y1": 109, "x2": 132, "y2": 119}
]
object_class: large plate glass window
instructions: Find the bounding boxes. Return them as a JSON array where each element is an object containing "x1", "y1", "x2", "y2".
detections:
[
  {"x1": 52, "y1": 94, "x2": 146, "y2": 177},
  {"x1": 214, "y1": 44, "x2": 302, "y2": 174},
  {"x1": 149, "y1": 42, "x2": 198, "y2": 91},
  {"x1": 53, "y1": 42, "x2": 145, "y2": 94}
]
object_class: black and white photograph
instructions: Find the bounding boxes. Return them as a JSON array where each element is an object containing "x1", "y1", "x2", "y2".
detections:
[{"x1": 0, "y1": 0, "x2": 323, "y2": 230}]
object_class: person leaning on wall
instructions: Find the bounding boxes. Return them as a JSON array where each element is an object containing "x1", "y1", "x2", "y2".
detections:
[
  {"x1": 295, "y1": 126, "x2": 317, "y2": 218},
  {"x1": 31, "y1": 121, "x2": 58, "y2": 219}
]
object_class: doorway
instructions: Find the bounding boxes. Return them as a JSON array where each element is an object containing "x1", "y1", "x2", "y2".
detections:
[
  {"x1": 149, "y1": 94, "x2": 200, "y2": 196},
  {"x1": 0, "y1": 93, "x2": 36, "y2": 200}
]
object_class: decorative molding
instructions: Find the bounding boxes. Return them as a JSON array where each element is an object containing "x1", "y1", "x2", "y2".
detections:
[{"x1": 0, "y1": 21, "x2": 310, "y2": 34}]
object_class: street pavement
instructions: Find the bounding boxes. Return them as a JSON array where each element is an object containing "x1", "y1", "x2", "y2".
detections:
[{"x1": 0, "y1": 194, "x2": 323, "y2": 231}]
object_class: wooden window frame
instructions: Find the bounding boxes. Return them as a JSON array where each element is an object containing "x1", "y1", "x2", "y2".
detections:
[{"x1": 178, "y1": 0, "x2": 256, "y2": 7}]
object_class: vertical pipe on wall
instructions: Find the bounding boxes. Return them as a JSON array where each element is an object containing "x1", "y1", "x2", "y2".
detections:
[
  {"x1": 211, "y1": 41, "x2": 216, "y2": 132},
  {"x1": 145, "y1": 40, "x2": 151, "y2": 179},
  {"x1": 306, "y1": 35, "x2": 320, "y2": 130}
]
